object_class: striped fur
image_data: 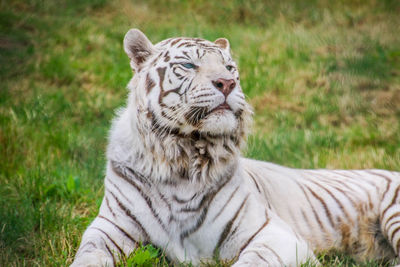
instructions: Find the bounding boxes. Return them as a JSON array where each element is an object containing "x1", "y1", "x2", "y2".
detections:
[{"x1": 71, "y1": 29, "x2": 400, "y2": 266}]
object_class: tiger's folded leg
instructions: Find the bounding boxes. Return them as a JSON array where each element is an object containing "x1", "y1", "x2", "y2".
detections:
[
  {"x1": 232, "y1": 216, "x2": 317, "y2": 267},
  {"x1": 71, "y1": 215, "x2": 138, "y2": 267}
]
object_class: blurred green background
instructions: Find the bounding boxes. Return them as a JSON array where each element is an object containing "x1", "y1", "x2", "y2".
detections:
[{"x1": 1, "y1": 0, "x2": 399, "y2": 265}]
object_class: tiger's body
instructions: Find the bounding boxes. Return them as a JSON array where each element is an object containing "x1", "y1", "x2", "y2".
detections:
[{"x1": 71, "y1": 29, "x2": 400, "y2": 266}]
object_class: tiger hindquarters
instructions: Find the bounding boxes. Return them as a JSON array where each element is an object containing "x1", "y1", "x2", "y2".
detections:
[{"x1": 380, "y1": 181, "x2": 400, "y2": 260}]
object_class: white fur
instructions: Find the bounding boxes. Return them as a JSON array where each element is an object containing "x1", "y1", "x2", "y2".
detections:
[{"x1": 72, "y1": 30, "x2": 400, "y2": 267}]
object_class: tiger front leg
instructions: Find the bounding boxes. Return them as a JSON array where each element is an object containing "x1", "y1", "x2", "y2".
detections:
[
  {"x1": 71, "y1": 213, "x2": 140, "y2": 266},
  {"x1": 232, "y1": 216, "x2": 317, "y2": 267},
  {"x1": 71, "y1": 222, "x2": 117, "y2": 267}
]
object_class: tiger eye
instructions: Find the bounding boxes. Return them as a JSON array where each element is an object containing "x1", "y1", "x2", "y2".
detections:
[{"x1": 182, "y1": 63, "x2": 197, "y2": 69}]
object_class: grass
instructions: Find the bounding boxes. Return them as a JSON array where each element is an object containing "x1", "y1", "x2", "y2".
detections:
[{"x1": 1, "y1": 0, "x2": 399, "y2": 265}]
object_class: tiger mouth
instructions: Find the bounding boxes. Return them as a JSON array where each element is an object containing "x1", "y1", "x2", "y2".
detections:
[
  {"x1": 210, "y1": 102, "x2": 232, "y2": 113},
  {"x1": 185, "y1": 103, "x2": 233, "y2": 126}
]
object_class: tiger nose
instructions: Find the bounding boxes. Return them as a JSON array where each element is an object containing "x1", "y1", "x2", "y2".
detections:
[{"x1": 212, "y1": 78, "x2": 236, "y2": 97}]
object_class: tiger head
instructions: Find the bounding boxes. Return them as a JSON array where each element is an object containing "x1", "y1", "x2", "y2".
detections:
[
  {"x1": 123, "y1": 29, "x2": 252, "y2": 139},
  {"x1": 117, "y1": 29, "x2": 252, "y2": 183}
]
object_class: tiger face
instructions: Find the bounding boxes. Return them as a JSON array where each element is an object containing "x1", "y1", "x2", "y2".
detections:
[{"x1": 124, "y1": 29, "x2": 250, "y2": 137}]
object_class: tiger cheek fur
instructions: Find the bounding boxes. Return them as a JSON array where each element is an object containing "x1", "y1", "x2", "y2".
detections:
[{"x1": 71, "y1": 29, "x2": 400, "y2": 267}]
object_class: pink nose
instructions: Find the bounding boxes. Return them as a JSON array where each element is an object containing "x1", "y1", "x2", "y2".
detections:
[{"x1": 212, "y1": 78, "x2": 236, "y2": 97}]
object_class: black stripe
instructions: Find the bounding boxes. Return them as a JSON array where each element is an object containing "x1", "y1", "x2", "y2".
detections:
[
  {"x1": 254, "y1": 251, "x2": 269, "y2": 263},
  {"x1": 214, "y1": 194, "x2": 249, "y2": 254},
  {"x1": 174, "y1": 55, "x2": 190, "y2": 60},
  {"x1": 304, "y1": 184, "x2": 335, "y2": 227},
  {"x1": 192, "y1": 93, "x2": 214, "y2": 99},
  {"x1": 368, "y1": 170, "x2": 392, "y2": 183},
  {"x1": 104, "y1": 242, "x2": 116, "y2": 267},
  {"x1": 107, "y1": 189, "x2": 150, "y2": 241},
  {"x1": 112, "y1": 161, "x2": 150, "y2": 186},
  {"x1": 163, "y1": 86, "x2": 184, "y2": 98},
  {"x1": 390, "y1": 226, "x2": 400, "y2": 243},
  {"x1": 172, "y1": 66, "x2": 184, "y2": 78},
  {"x1": 333, "y1": 170, "x2": 356, "y2": 179},
  {"x1": 384, "y1": 212, "x2": 400, "y2": 232},
  {"x1": 145, "y1": 73, "x2": 155, "y2": 94},
  {"x1": 238, "y1": 215, "x2": 270, "y2": 256},
  {"x1": 217, "y1": 49, "x2": 225, "y2": 61},
  {"x1": 105, "y1": 196, "x2": 117, "y2": 218},
  {"x1": 225, "y1": 214, "x2": 244, "y2": 247},
  {"x1": 109, "y1": 169, "x2": 169, "y2": 232},
  {"x1": 336, "y1": 175, "x2": 376, "y2": 209},
  {"x1": 163, "y1": 51, "x2": 170, "y2": 62},
  {"x1": 180, "y1": 207, "x2": 208, "y2": 243},
  {"x1": 161, "y1": 110, "x2": 177, "y2": 121},
  {"x1": 317, "y1": 178, "x2": 359, "y2": 208},
  {"x1": 311, "y1": 180, "x2": 353, "y2": 224},
  {"x1": 177, "y1": 41, "x2": 193, "y2": 48},
  {"x1": 199, "y1": 50, "x2": 206, "y2": 59},
  {"x1": 307, "y1": 172, "x2": 364, "y2": 207},
  {"x1": 162, "y1": 38, "x2": 174, "y2": 45},
  {"x1": 79, "y1": 241, "x2": 97, "y2": 253},
  {"x1": 247, "y1": 170, "x2": 261, "y2": 193},
  {"x1": 170, "y1": 38, "x2": 182, "y2": 46},
  {"x1": 157, "y1": 67, "x2": 166, "y2": 94},
  {"x1": 92, "y1": 227, "x2": 124, "y2": 256},
  {"x1": 261, "y1": 244, "x2": 285, "y2": 265},
  {"x1": 185, "y1": 79, "x2": 194, "y2": 95},
  {"x1": 212, "y1": 186, "x2": 240, "y2": 222},
  {"x1": 179, "y1": 191, "x2": 215, "y2": 213},
  {"x1": 182, "y1": 51, "x2": 191, "y2": 60},
  {"x1": 198, "y1": 87, "x2": 210, "y2": 92},
  {"x1": 180, "y1": 173, "x2": 234, "y2": 242},
  {"x1": 382, "y1": 181, "x2": 391, "y2": 200},
  {"x1": 381, "y1": 186, "x2": 400, "y2": 219},
  {"x1": 179, "y1": 170, "x2": 234, "y2": 213},
  {"x1": 296, "y1": 181, "x2": 328, "y2": 234},
  {"x1": 98, "y1": 215, "x2": 138, "y2": 246},
  {"x1": 334, "y1": 170, "x2": 379, "y2": 193},
  {"x1": 387, "y1": 221, "x2": 400, "y2": 238}
]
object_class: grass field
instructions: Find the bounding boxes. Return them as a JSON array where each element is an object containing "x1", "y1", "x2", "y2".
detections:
[{"x1": 1, "y1": 0, "x2": 400, "y2": 266}]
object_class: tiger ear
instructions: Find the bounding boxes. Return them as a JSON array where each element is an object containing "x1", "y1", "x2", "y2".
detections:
[
  {"x1": 214, "y1": 38, "x2": 230, "y2": 52},
  {"x1": 124, "y1": 29, "x2": 155, "y2": 71}
]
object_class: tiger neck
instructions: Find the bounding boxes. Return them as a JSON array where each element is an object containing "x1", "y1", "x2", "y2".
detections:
[{"x1": 107, "y1": 107, "x2": 241, "y2": 186}]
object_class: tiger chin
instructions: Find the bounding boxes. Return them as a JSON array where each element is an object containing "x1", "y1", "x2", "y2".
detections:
[{"x1": 71, "y1": 29, "x2": 400, "y2": 267}]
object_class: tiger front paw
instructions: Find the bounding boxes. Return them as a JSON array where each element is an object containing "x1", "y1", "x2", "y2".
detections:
[{"x1": 70, "y1": 249, "x2": 114, "y2": 267}]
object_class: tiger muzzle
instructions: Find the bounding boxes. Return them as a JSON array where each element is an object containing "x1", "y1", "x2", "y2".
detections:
[{"x1": 212, "y1": 78, "x2": 236, "y2": 97}]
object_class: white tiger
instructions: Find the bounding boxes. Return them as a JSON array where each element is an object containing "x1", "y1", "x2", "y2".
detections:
[{"x1": 71, "y1": 29, "x2": 400, "y2": 266}]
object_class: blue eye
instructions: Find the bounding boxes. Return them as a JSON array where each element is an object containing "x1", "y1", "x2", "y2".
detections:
[
  {"x1": 182, "y1": 63, "x2": 196, "y2": 69},
  {"x1": 226, "y1": 65, "x2": 234, "y2": 71}
]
